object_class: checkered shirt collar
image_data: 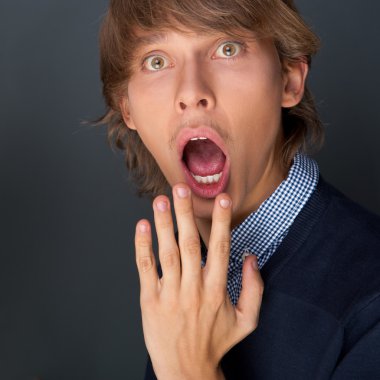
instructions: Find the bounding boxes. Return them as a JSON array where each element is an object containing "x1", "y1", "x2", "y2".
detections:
[{"x1": 229, "y1": 152, "x2": 319, "y2": 269}]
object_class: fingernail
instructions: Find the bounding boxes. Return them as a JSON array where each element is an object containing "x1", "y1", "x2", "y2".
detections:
[
  {"x1": 242, "y1": 252, "x2": 251, "y2": 261},
  {"x1": 139, "y1": 223, "x2": 149, "y2": 233},
  {"x1": 219, "y1": 198, "x2": 231, "y2": 209},
  {"x1": 156, "y1": 200, "x2": 168, "y2": 212},
  {"x1": 176, "y1": 186, "x2": 189, "y2": 198}
]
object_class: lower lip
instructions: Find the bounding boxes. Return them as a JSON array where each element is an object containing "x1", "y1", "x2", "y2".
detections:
[{"x1": 181, "y1": 160, "x2": 230, "y2": 199}]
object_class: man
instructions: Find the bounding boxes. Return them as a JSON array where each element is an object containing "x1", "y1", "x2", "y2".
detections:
[{"x1": 98, "y1": 0, "x2": 380, "y2": 378}]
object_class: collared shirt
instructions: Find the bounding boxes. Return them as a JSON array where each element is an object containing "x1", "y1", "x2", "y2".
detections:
[{"x1": 202, "y1": 152, "x2": 319, "y2": 305}]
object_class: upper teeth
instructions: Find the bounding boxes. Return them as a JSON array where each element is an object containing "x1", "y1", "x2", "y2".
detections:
[
  {"x1": 191, "y1": 172, "x2": 222, "y2": 184},
  {"x1": 190, "y1": 137, "x2": 208, "y2": 141}
]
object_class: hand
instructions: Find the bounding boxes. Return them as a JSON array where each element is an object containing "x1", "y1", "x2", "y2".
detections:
[{"x1": 135, "y1": 183, "x2": 264, "y2": 380}]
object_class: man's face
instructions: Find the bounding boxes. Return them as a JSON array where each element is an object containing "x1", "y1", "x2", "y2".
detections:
[{"x1": 122, "y1": 27, "x2": 305, "y2": 226}]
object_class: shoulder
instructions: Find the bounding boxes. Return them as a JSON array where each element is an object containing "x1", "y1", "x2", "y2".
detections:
[
  {"x1": 318, "y1": 177, "x2": 380, "y2": 238},
  {"x1": 304, "y1": 176, "x2": 380, "y2": 254},
  {"x1": 272, "y1": 176, "x2": 380, "y2": 322},
  {"x1": 318, "y1": 177, "x2": 380, "y2": 310}
]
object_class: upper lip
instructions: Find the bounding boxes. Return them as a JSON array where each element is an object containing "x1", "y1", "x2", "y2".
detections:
[{"x1": 176, "y1": 126, "x2": 228, "y2": 162}]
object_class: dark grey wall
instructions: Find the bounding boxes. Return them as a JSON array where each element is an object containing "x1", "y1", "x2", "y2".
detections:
[{"x1": 1, "y1": 1, "x2": 379, "y2": 379}]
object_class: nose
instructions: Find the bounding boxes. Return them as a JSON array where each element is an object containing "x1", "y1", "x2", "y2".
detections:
[{"x1": 174, "y1": 60, "x2": 216, "y2": 113}]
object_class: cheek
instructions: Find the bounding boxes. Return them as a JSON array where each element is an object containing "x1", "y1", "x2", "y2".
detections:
[
  {"x1": 127, "y1": 78, "x2": 170, "y2": 144},
  {"x1": 218, "y1": 64, "x2": 283, "y2": 148},
  {"x1": 213, "y1": 49, "x2": 283, "y2": 121},
  {"x1": 128, "y1": 75, "x2": 174, "y2": 115},
  {"x1": 126, "y1": 79, "x2": 178, "y2": 181}
]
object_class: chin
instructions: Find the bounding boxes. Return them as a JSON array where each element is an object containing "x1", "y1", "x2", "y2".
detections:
[{"x1": 192, "y1": 196, "x2": 215, "y2": 220}]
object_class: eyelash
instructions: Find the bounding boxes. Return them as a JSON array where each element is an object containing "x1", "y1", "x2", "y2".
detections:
[{"x1": 141, "y1": 40, "x2": 247, "y2": 72}]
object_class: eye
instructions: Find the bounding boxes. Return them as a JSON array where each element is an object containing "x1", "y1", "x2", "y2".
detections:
[
  {"x1": 215, "y1": 41, "x2": 242, "y2": 58},
  {"x1": 143, "y1": 55, "x2": 169, "y2": 71}
]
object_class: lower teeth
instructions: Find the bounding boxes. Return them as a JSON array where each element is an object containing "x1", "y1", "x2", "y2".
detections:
[{"x1": 191, "y1": 171, "x2": 222, "y2": 184}]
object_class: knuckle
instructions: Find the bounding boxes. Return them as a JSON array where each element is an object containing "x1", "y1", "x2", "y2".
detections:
[
  {"x1": 182, "y1": 237, "x2": 200, "y2": 256},
  {"x1": 181, "y1": 291, "x2": 201, "y2": 312},
  {"x1": 213, "y1": 217, "x2": 229, "y2": 226},
  {"x1": 178, "y1": 209, "x2": 194, "y2": 222},
  {"x1": 217, "y1": 239, "x2": 230, "y2": 260},
  {"x1": 206, "y1": 289, "x2": 225, "y2": 311},
  {"x1": 136, "y1": 238, "x2": 151, "y2": 249},
  {"x1": 213, "y1": 211, "x2": 230, "y2": 223},
  {"x1": 160, "y1": 250, "x2": 179, "y2": 268},
  {"x1": 177, "y1": 202, "x2": 194, "y2": 216},
  {"x1": 137, "y1": 255, "x2": 154, "y2": 273},
  {"x1": 156, "y1": 218, "x2": 173, "y2": 230}
]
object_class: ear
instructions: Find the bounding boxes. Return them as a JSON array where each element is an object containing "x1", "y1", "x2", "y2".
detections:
[
  {"x1": 281, "y1": 59, "x2": 309, "y2": 108},
  {"x1": 120, "y1": 96, "x2": 137, "y2": 130}
]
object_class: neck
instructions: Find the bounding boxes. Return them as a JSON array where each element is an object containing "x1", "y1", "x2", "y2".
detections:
[{"x1": 196, "y1": 153, "x2": 291, "y2": 249}]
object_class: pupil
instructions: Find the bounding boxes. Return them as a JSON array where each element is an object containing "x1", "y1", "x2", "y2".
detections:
[
  {"x1": 153, "y1": 58, "x2": 162, "y2": 69},
  {"x1": 224, "y1": 44, "x2": 235, "y2": 56}
]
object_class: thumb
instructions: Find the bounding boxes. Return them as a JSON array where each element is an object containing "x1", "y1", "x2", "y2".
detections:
[{"x1": 236, "y1": 254, "x2": 264, "y2": 330}]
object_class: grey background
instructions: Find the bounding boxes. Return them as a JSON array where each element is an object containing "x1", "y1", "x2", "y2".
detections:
[{"x1": 1, "y1": 1, "x2": 379, "y2": 379}]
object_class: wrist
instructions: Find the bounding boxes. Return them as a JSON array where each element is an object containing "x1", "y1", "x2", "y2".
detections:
[{"x1": 155, "y1": 364, "x2": 225, "y2": 380}]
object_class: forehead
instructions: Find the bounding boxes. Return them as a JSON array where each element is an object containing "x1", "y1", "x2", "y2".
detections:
[{"x1": 132, "y1": 27, "x2": 257, "y2": 50}]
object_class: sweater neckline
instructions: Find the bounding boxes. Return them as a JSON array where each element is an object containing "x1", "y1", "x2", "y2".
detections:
[{"x1": 258, "y1": 176, "x2": 331, "y2": 284}]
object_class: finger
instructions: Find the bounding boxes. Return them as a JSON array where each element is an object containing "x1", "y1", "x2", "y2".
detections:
[
  {"x1": 236, "y1": 255, "x2": 264, "y2": 332},
  {"x1": 172, "y1": 184, "x2": 202, "y2": 288},
  {"x1": 204, "y1": 194, "x2": 232, "y2": 291},
  {"x1": 153, "y1": 195, "x2": 180, "y2": 293},
  {"x1": 135, "y1": 219, "x2": 159, "y2": 299}
]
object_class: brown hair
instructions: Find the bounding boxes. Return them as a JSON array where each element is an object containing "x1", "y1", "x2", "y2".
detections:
[{"x1": 98, "y1": 0, "x2": 324, "y2": 197}]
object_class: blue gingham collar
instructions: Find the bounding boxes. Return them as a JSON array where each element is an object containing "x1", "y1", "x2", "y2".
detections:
[{"x1": 229, "y1": 152, "x2": 319, "y2": 269}]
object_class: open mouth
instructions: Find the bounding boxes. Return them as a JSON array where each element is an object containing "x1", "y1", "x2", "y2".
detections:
[{"x1": 179, "y1": 132, "x2": 230, "y2": 198}]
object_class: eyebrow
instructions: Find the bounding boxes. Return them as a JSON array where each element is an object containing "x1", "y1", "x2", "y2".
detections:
[{"x1": 134, "y1": 32, "x2": 168, "y2": 49}]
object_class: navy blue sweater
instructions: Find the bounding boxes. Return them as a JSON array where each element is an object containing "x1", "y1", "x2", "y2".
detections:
[{"x1": 144, "y1": 178, "x2": 380, "y2": 379}]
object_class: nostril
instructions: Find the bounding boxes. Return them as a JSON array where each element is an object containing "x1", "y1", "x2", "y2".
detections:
[
  {"x1": 200, "y1": 99, "x2": 208, "y2": 107},
  {"x1": 179, "y1": 98, "x2": 208, "y2": 110}
]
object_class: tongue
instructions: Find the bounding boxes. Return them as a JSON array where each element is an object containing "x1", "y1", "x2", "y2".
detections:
[{"x1": 183, "y1": 139, "x2": 226, "y2": 176}]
